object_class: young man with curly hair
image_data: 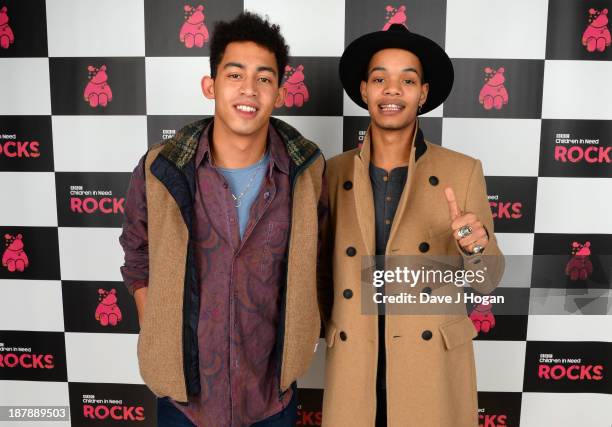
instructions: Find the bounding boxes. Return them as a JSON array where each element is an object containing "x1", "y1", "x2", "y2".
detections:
[{"x1": 119, "y1": 12, "x2": 327, "y2": 427}]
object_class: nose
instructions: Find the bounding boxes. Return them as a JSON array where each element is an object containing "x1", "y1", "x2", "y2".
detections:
[
  {"x1": 383, "y1": 80, "x2": 401, "y2": 96},
  {"x1": 240, "y1": 77, "x2": 258, "y2": 97}
]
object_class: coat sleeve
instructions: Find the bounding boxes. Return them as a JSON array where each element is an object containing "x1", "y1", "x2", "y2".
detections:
[
  {"x1": 119, "y1": 154, "x2": 149, "y2": 296},
  {"x1": 455, "y1": 159, "x2": 505, "y2": 295}
]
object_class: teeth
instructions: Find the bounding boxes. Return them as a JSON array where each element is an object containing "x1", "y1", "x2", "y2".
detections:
[
  {"x1": 380, "y1": 104, "x2": 403, "y2": 110},
  {"x1": 236, "y1": 105, "x2": 256, "y2": 113}
]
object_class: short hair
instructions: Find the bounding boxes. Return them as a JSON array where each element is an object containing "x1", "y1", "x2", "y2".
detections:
[{"x1": 209, "y1": 12, "x2": 289, "y2": 85}]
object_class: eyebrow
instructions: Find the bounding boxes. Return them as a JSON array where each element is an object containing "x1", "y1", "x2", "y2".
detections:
[
  {"x1": 368, "y1": 66, "x2": 421, "y2": 75},
  {"x1": 223, "y1": 62, "x2": 277, "y2": 76}
]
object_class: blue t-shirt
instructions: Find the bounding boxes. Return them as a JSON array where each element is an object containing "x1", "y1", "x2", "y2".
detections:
[{"x1": 217, "y1": 151, "x2": 270, "y2": 239}]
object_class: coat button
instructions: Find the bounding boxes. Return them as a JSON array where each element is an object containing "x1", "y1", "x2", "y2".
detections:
[
  {"x1": 429, "y1": 176, "x2": 439, "y2": 186},
  {"x1": 346, "y1": 246, "x2": 357, "y2": 257},
  {"x1": 418, "y1": 242, "x2": 430, "y2": 253},
  {"x1": 339, "y1": 331, "x2": 348, "y2": 341},
  {"x1": 422, "y1": 330, "x2": 433, "y2": 340},
  {"x1": 343, "y1": 289, "x2": 353, "y2": 299},
  {"x1": 343, "y1": 180, "x2": 353, "y2": 190},
  {"x1": 422, "y1": 287, "x2": 432, "y2": 295}
]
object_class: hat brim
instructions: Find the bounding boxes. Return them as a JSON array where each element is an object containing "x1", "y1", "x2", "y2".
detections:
[{"x1": 339, "y1": 28, "x2": 454, "y2": 114}]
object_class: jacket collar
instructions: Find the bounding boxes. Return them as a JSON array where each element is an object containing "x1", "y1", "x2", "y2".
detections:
[
  {"x1": 159, "y1": 116, "x2": 319, "y2": 171},
  {"x1": 357, "y1": 118, "x2": 427, "y2": 167}
]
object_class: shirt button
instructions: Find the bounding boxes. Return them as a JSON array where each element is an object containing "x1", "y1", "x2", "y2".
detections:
[
  {"x1": 383, "y1": 175, "x2": 389, "y2": 182},
  {"x1": 386, "y1": 196, "x2": 392, "y2": 202},
  {"x1": 264, "y1": 191, "x2": 270, "y2": 199},
  {"x1": 385, "y1": 219, "x2": 391, "y2": 225}
]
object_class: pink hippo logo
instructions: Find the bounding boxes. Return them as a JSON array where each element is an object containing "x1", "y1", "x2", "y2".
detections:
[
  {"x1": 478, "y1": 67, "x2": 509, "y2": 110},
  {"x1": 84, "y1": 65, "x2": 113, "y2": 108},
  {"x1": 2, "y1": 234, "x2": 29, "y2": 272},
  {"x1": 282, "y1": 65, "x2": 310, "y2": 108},
  {"x1": 95, "y1": 288, "x2": 123, "y2": 326},
  {"x1": 0, "y1": 6, "x2": 15, "y2": 49},
  {"x1": 180, "y1": 4, "x2": 209, "y2": 48},
  {"x1": 582, "y1": 8, "x2": 611, "y2": 52},
  {"x1": 565, "y1": 241, "x2": 593, "y2": 281},
  {"x1": 469, "y1": 302, "x2": 496, "y2": 334},
  {"x1": 383, "y1": 5, "x2": 407, "y2": 30}
]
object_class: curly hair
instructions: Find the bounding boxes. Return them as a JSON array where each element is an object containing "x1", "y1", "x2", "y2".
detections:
[{"x1": 209, "y1": 12, "x2": 289, "y2": 86}]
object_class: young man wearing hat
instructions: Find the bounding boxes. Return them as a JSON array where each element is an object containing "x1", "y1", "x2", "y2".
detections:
[{"x1": 318, "y1": 25, "x2": 505, "y2": 426}]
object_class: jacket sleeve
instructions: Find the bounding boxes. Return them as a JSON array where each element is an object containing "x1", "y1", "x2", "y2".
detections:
[
  {"x1": 317, "y1": 165, "x2": 334, "y2": 326},
  {"x1": 119, "y1": 154, "x2": 149, "y2": 296},
  {"x1": 455, "y1": 159, "x2": 505, "y2": 295}
]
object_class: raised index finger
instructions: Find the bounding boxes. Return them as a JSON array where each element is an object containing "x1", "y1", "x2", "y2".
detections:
[{"x1": 444, "y1": 187, "x2": 461, "y2": 221}]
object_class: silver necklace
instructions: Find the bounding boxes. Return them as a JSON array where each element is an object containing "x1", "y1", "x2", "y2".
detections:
[{"x1": 211, "y1": 149, "x2": 267, "y2": 208}]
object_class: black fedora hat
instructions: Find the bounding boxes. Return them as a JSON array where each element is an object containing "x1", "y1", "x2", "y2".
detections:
[{"x1": 340, "y1": 24, "x2": 454, "y2": 115}]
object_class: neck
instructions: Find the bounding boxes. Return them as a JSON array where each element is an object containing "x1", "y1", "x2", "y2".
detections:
[
  {"x1": 370, "y1": 119, "x2": 417, "y2": 172},
  {"x1": 210, "y1": 117, "x2": 268, "y2": 168}
]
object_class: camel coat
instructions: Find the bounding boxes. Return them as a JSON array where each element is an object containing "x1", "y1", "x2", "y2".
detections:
[{"x1": 319, "y1": 121, "x2": 505, "y2": 427}]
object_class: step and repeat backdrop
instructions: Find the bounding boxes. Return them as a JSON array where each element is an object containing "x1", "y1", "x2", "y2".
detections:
[{"x1": 1, "y1": 0, "x2": 611, "y2": 426}]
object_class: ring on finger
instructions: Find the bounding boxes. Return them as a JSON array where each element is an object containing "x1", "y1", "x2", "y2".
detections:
[{"x1": 457, "y1": 225, "x2": 473, "y2": 238}]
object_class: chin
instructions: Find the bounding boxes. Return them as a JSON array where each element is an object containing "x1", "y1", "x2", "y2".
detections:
[{"x1": 373, "y1": 117, "x2": 412, "y2": 131}]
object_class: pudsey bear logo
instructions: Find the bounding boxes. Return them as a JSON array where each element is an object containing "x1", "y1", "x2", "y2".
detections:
[
  {"x1": 383, "y1": 5, "x2": 407, "y2": 30},
  {"x1": 469, "y1": 302, "x2": 496, "y2": 334},
  {"x1": 0, "y1": 6, "x2": 15, "y2": 49},
  {"x1": 84, "y1": 65, "x2": 113, "y2": 108},
  {"x1": 479, "y1": 67, "x2": 508, "y2": 110},
  {"x1": 565, "y1": 241, "x2": 593, "y2": 281},
  {"x1": 582, "y1": 8, "x2": 611, "y2": 52},
  {"x1": 95, "y1": 288, "x2": 123, "y2": 326},
  {"x1": 282, "y1": 65, "x2": 310, "y2": 108},
  {"x1": 2, "y1": 234, "x2": 29, "y2": 272},
  {"x1": 180, "y1": 4, "x2": 209, "y2": 48}
]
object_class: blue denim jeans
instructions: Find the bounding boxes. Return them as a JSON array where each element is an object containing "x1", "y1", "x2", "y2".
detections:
[{"x1": 157, "y1": 387, "x2": 298, "y2": 427}]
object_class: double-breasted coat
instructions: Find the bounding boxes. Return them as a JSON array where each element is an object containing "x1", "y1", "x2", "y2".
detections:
[{"x1": 318, "y1": 121, "x2": 505, "y2": 427}]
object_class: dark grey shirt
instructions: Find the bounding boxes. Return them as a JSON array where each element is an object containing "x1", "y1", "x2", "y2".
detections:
[{"x1": 369, "y1": 163, "x2": 408, "y2": 394}]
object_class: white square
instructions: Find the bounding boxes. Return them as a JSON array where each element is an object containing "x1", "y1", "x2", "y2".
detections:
[
  {"x1": 542, "y1": 60, "x2": 612, "y2": 120},
  {"x1": 0, "y1": 172, "x2": 57, "y2": 226},
  {"x1": 526, "y1": 315, "x2": 612, "y2": 342},
  {"x1": 52, "y1": 116, "x2": 147, "y2": 172},
  {"x1": 46, "y1": 0, "x2": 145, "y2": 57},
  {"x1": 0, "y1": 59, "x2": 51, "y2": 115},
  {"x1": 495, "y1": 233, "x2": 534, "y2": 288},
  {"x1": 0, "y1": 280, "x2": 64, "y2": 331},
  {"x1": 534, "y1": 178, "x2": 612, "y2": 234},
  {"x1": 64, "y1": 332, "x2": 143, "y2": 384},
  {"x1": 520, "y1": 393, "x2": 612, "y2": 427},
  {"x1": 0, "y1": 380, "x2": 69, "y2": 405},
  {"x1": 445, "y1": 0, "x2": 548, "y2": 59},
  {"x1": 145, "y1": 57, "x2": 213, "y2": 115},
  {"x1": 244, "y1": 0, "x2": 345, "y2": 56},
  {"x1": 474, "y1": 340, "x2": 526, "y2": 392},
  {"x1": 442, "y1": 118, "x2": 541, "y2": 176},
  {"x1": 274, "y1": 116, "x2": 343, "y2": 159},
  {"x1": 58, "y1": 227, "x2": 124, "y2": 282}
]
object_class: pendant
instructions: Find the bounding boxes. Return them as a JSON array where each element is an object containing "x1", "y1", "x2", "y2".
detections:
[{"x1": 234, "y1": 199, "x2": 241, "y2": 208}]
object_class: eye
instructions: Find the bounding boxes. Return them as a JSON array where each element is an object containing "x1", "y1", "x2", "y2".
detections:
[
  {"x1": 372, "y1": 77, "x2": 384, "y2": 83},
  {"x1": 228, "y1": 73, "x2": 241, "y2": 79},
  {"x1": 258, "y1": 76, "x2": 272, "y2": 84},
  {"x1": 403, "y1": 79, "x2": 415, "y2": 84}
]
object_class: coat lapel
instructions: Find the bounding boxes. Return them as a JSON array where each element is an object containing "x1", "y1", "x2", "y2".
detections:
[{"x1": 353, "y1": 129, "x2": 376, "y2": 256}]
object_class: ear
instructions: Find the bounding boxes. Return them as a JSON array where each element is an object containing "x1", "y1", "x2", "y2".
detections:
[
  {"x1": 498, "y1": 66, "x2": 505, "y2": 73},
  {"x1": 484, "y1": 67, "x2": 492, "y2": 73},
  {"x1": 419, "y1": 82, "x2": 429, "y2": 107},
  {"x1": 274, "y1": 85, "x2": 287, "y2": 108},
  {"x1": 184, "y1": 5, "x2": 191, "y2": 12},
  {"x1": 360, "y1": 80, "x2": 368, "y2": 104},
  {"x1": 16, "y1": 234, "x2": 22, "y2": 239},
  {"x1": 197, "y1": 5, "x2": 203, "y2": 11},
  {"x1": 603, "y1": 8, "x2": 608, "y2": 14},
  {"x1": 202, "y1": 75, "x2": 215, "y2": 100}
]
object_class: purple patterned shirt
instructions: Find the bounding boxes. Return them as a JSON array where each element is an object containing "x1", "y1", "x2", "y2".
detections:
[{"x1": 120, "y1": 122, "x2": 308, "y2": 426}]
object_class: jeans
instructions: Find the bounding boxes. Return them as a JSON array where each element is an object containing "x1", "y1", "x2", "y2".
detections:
[{"x1": 157, "y1": 388, "x2": 298, "y2": 427}]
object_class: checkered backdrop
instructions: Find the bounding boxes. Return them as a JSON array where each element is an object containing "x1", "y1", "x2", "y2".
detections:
[{"x1": 1, "y1": 0, "x2": 611, "y2": 426}]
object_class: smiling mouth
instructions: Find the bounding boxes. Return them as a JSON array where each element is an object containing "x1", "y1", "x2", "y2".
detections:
[
  {"x1": 234, "y1": 104, "x2": 258, "y2": 113},
  {"x1": 379, "y1": 103, "x2": 405, "y2": 112}
]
